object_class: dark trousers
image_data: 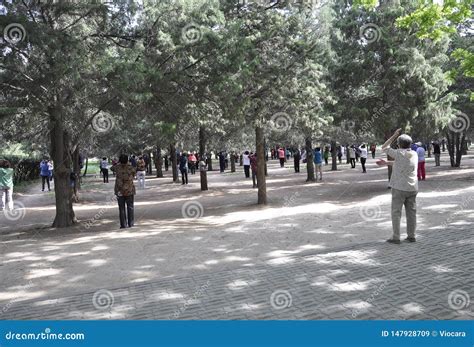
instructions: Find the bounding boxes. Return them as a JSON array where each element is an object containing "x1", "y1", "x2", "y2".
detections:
[
  {"x1": 324, "y1": 158, "x2": 328, "y2": 165},
  {"x1": 279, "y1": 158, "x2": 285, "y2": 167},
  {"x1": 252, "y1": 170, "x2": 257, "y2": 188},
  {"x1": 219, "y1": 161, "x2": 225, "y2": 172},
  {"x1": 189, "y1": 163, "x2": 196, "y2": 174},
  {"x1": 350, "y1": 158, "x2": 356, "y2": 168},
  {"x1": 41, "y1": 176, "x2": 50, "y2": 191},
  {"x1": 118, "y1": 195, "x2": 134, "y2": 228},
  {"x1": 101, "y1": 168, "x2": 109, "y2": 183},
  {"x1": 181, "y1": 168, "x2": 188, "y2": 184},
  {"x1": 361, "y1": 157, "x2": 367, "y2": 172},
  {"x1": 294, "y1": 160, "x2": 300, "y2": 172},
  {"x1": 244, "y1": 165, "x2": 250, "y2": 178},
  {"x1": 371, "y1": 151, "x2": 376, "y2": 159}
]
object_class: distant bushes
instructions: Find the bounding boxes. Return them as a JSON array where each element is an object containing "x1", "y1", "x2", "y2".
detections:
[{"x1": 1, "y1": 156, "x2": 41, "y2": 185}]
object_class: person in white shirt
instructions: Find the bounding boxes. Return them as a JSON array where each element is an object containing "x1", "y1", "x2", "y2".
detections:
[
  {"x1": 100, "y1": 157, "x2": 109, "y2": 183},
  {"x1": 378, "y1": 129, "x2": 418, "y2": 244},
  {"x1": 416, "y1": 142, "x2": 426, "y2": 180},
  {"x1": 242, "y1": 151, "x2": 251, "y2": 178},
  {"x1": 359, "y1": 144, "x2": 368, "y2": 173}
]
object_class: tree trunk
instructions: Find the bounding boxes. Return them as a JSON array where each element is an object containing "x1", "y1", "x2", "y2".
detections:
[
  {"x1": 170, "y1": 143, "x2": 178, "y2": 182},
  {"x1": 207, "y1": 152, "x2": 213, "y2": 171},
  {"x1": 455, "y1": 132, "x2": 465, "y2": 167},
  {"x1": 156, "y1": 146, "x2": 163, "y2": 178},
  {"x1": 82, "y1": 157, "x2": 88, "y2": 177},
  {"x1": 446, "y1": 130, "x2": 456, "y2": 167},
  {"x1": 305, "y1": 137, "x2": 315, "y2": 182},
  {"x1": 230, "y1": 152, "x2": 236, "y2": 172},
  {"x1": 49, "y1": 107, "x2": 76, "y2": 228},
  {"x1": 199, "y1": 127, "x2": 208, "y2": 191},
  {"x1": 256, "y1": 126, "x2": 267, "y2": 205},
  {"x1": 72, "y1": 146, "x2": 80, "y2": 202},
  {"x1": 148, "y1": 151, "x2": 153, "y2": 174},
  {"x1": 331, "y1": 140, "x2": 337, "y2": 171}
]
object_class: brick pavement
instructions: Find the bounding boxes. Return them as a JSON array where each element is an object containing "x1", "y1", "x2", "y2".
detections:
[{"x1": 1, "y1": 226, "x2": 472, "y2": 320}]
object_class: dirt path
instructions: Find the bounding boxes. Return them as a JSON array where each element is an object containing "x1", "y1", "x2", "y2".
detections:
[{"x1": 1, "y1": 151, "x2": 473, "y2": 305}]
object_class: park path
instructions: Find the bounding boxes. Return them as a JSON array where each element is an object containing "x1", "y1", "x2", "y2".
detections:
[{"x1": 0, "y1": 151, "x2": 473, "y2": 319}]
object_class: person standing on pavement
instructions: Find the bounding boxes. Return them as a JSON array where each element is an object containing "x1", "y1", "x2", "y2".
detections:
[
  {"x1": 100, "y1": 157, "x2": 109, "y2": 183},
  {"x1": 188, "y1": 152, "x2": 197, "y2": 175},
  {"x1": 433, "y1": 141, "x2": 441, "y2": 166},
  {"x1": 349, "y1": 146, "x2": 356, "y2": 168},
  {"x1": 378, "y1": 129, "x2": 418, "y2": 244},
  {"x1": 136, "y1": 156, "x2": 146, "y2": 189},
  {"x1": 242, "y1": 151, "x2": 250, "y2": 178},
  {"x1": 416, "y1": 142, "x2": 426, "y2": 180},
  {"x1": 370, "y1": 144, "x2": 376, "y2": 159},
  {"x1": 278, "y1": 147, "x2": 285, "y2": 167},
  {"x1": 0, "y1": 160, "x2": 14, "y2": 211},
  {"x1": 323, "y1": 147, "x2": 330, "y2": 165},
  {"x1": 111, "y1": 154, "x2": 136, "y2": 229},
  {"x1": 179, "y1": 152, "x2": 189, "y2": 184},
  {"x1": 359, "y1": 144, "x2": 368, "y2": 173},
  {"x1": 313, "y1": 147, "x2": 323, "y2": 181},
  {"x1": 40, "y1": 159, "x2": 51, "y2": 192},
  {"x1": 293, "y1": 149, "x2": 301, "y2": 173}
]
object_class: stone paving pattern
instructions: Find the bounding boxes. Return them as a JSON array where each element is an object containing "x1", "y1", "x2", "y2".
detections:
[{"x1": 1, "y1": 226, "x2": 473, "y2": 320}]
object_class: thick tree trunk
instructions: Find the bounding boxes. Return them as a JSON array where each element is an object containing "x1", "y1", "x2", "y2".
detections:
[
  {"x1": 207, "y1": 152, "x2": 213, "y2": 171},
  {"x1": 49, "y1": 108, "x2": 76, "y2": 228},
  {"x1": 256, "y1": 126, "x2": 267, "y2": 205},
  {"x1": 156, "y1": 146, "x2": 163, "y2": 178},
  {"x1": 170, "y1": 143, "x2": 178, "y2": 182},
  {"x1": 446, "y1": 130, "x2": 456, "y2": 167},
  {"x1": 305, "y1": 137, "x2": 315, "y2": 182},
  {"x1": 331, "y1": 140, "x2": 337, "y2": 171},
  {"x1": 199, "y1": 127, "x2": 208, "y2": 191}
]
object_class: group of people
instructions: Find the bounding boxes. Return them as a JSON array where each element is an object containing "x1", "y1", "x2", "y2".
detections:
[{"x1": 100, "y1": 155, "x2": 148, "y2": 188}]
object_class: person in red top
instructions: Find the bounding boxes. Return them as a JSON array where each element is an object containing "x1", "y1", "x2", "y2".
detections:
[
  {"x1": 188, "y1": 152, "x2": 197, "y2": 175},
  {"x1": 250, "y1": 152, "x2": 258, "y2": 188},
  {"x1": 278, "y1": 147, "x2": 285, "y2": 167}
]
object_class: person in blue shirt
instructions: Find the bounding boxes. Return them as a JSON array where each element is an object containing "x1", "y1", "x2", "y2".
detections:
[
  {"x1": 313, "y1": 147, "x2": 323, "y2": 181},
  {"x1": 40, "y1": 159, "x2": 51, "y2": 191}
]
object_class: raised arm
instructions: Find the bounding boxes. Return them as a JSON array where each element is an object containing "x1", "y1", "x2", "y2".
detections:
[{"x1": 381, "y1": 128, "x2": 402, "y2": 151}]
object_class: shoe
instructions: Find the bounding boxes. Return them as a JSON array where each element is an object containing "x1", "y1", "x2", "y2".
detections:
[
  {"x1": 386, "y1": 239, "x2": 401, "y2": 244},
  {"x1": 405, "y1": 237, "x2": 416, "y2": 242}
]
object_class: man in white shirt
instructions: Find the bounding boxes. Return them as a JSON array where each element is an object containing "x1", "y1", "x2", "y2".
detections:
[
  {"x1": 359, "y1": 144, "x2": 368, "y2": 173},
  {"x1": 242, "y1": 151, "x2": 251, "y2": 178},
  {"x1": 378, "y1": 129, "x2": 418, "y2": 244}
]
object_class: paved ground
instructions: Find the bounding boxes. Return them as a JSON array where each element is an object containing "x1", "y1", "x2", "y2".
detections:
[
  {"x1": 1, "y1": 225, "x2": 473, "y2": 320},
  {"x1": 0, "y1": 151, "x2": 473, "y2": 319}
]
